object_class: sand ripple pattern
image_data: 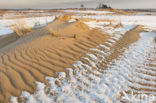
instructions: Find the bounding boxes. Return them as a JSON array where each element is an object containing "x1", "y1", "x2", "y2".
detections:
[{"x1": 10, "y1": 25, "x2": 156, "y2": 103}]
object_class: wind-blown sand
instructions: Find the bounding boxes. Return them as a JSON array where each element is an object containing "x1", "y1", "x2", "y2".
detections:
[{"x1": 0, "y1": 15, "x2": 109, "y2": 103}]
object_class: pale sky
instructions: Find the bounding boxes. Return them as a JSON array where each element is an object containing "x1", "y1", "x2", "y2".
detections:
[{"x1": 0, "y1": 0, "x2": 155, "y2": 9}]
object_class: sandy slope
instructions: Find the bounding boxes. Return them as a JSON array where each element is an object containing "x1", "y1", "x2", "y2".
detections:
[
  {"x1": 0, "y1": 13, "x2": 154, "y2": 103},
  {"x1": 11, "y1": 22, "x2": 150, "y2": 103},
  {"x1": 0, "y1": 34, "x2": 19, "y2": 49},
  {"x1": 0, "y1": 16, "x2": 109, "y2": 103}
]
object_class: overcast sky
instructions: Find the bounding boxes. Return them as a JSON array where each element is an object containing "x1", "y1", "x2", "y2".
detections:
[{"x1": 0, "y1": 0, "x2": 155, "y2": 9}]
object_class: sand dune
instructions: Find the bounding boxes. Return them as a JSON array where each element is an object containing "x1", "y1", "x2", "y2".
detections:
[
  {"x1": 11, "y1": 21, "x2": 155, "y2": 103},
  {"x1": 0, "y1": 10, "x2": 156, "y2": 103},
  {"x1": 0, "y1": 16, "x2": 109, "y2": 103}
]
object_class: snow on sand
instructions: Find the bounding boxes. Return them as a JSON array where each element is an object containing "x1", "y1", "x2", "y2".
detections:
[{"x1": 0, "y1": 16, "x2": 55, "y2": 36}]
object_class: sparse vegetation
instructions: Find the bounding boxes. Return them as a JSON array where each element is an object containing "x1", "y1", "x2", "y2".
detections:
[
  {"x1": 102, "y1": 20, "x2": 113, "y2": 27},
  {"x1": 114, "y1": 21, "x2": 123, "y2": 28},
  {"x1": 10, "y1": 20, "x2": 32, "y2": 37},
  {"x1": 57, "y1": 15, "x2": 72, "y2": 21}
]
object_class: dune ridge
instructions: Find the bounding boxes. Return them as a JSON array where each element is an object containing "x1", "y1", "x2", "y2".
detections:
[
  {"x1": 11, "y1": 23, "x2": 149, "y2": 103},
  {"x1": 0, "y1": 16, "x2": 109, "y2": 103}
]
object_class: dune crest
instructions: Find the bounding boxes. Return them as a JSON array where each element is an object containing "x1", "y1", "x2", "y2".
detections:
[{"x1": 48, "y1": 15, "x2": 89, "y2": 38}]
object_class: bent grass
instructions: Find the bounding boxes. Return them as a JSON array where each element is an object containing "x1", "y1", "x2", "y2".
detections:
[
  {"x1": 114, "y1": 21, "x2": 123, "y2": 28},
  {"x1": 10, "y1": 20, "x2": 32, "y2": 37}
]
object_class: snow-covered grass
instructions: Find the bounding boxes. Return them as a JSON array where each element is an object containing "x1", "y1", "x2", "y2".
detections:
[
  {"x1": 10, "y1": 21, "x2": 32, "y2": 37},
  {"x1": 84, "y1": 21, "x2": 135, "y2": 36},
  {"x1": 0, "y1": 16, "x2": 55, "y2": 36},
  {"x1": 73, "y1": 15, "x2": 156, "y2": 30}
]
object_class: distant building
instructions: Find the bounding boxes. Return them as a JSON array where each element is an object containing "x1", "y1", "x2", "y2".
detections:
[{"x1": 97, "y1": 3, "x2": 111, "y2": 9}]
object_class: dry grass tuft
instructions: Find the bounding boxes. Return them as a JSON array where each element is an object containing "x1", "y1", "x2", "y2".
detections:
[
  {"x1": 114, "y1": 21, "x2": 123, "y2": 28},
  {"x1": 103, "y1": 20, "x2": 113, "y2": 27},
  {"x1": 10, "y1": 20, "x2": 32, "y2": 37},
  {"x1": 56, "y1": 15, "x2": 72, "y2": 21}
]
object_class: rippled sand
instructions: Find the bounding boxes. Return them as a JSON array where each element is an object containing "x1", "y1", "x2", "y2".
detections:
[
  {"x1": 0, "y1": 15, "x2": 109, "y2": 103},
  {"x1": 0, "y1": 10, "x2": 156, "y2": 103},
  {"x1": 11, "y1": 24, "x2": 156, "y2": 103}
]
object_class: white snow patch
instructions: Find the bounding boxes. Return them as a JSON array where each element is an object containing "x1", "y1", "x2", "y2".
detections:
[
  {"x1": 0, "y1": 16, "x2": 55, "y2": 36},
  {"x1": 68, "y1": 19, "x2": 76, "y2": 23},
  {"x1": 84, "y1": 21, "x2": 135, "y2": 36},
  {"x1": 74, "y1": 15, "x2": 156, "y2": 30},
  {"x1": 63, "y1": 10, "x2": 113, "y2": 14},
  {"x1": 0, "y1": 26, "x2": 13, "y2": 35}
]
